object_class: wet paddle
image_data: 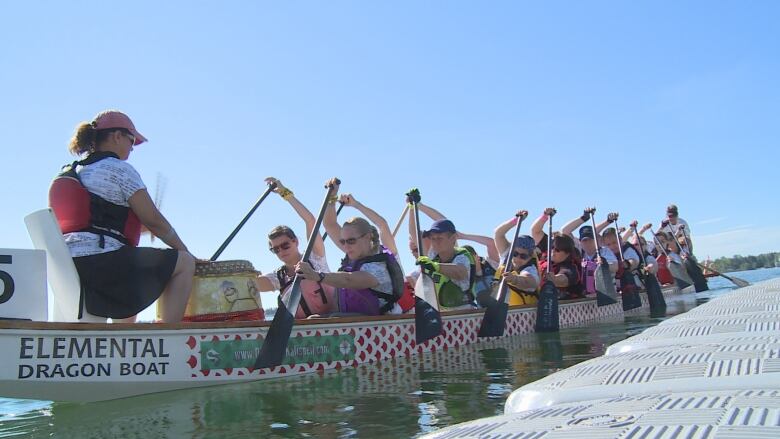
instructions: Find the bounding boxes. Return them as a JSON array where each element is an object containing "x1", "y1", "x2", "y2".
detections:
[
  {"x1": 211, "y1": 181, "x2": 277, "y2": 261},
  {"x1": 613, "y1": 217, "x2": 643, "y2": 311},
  {"x1": 391, "y1": 205, "x2": 410, "y2": 238},
  {"x1": 408, "y1": 189, "x2": 443, "y2": 344},
  {"x1": 321, "y1": 202, "x2": 345, "y2": 241},
  {"x1": 649, "y1": 226, "x2": 693, "y2": 289},
  {"x1": 664, "y1": 223, "x2": 709, "y2": 292},
  {"x1": 254, "y1": 179, "x2": 338, "y2": 369},
  {"x1": 478, "y1": 211, "x2": 526, "y2": 338},
  {"x1": 589, "y1": 213, "x2": 618, "y2": 306},
  {"x1": 700, "y1": 265, "x2": 749, "y2": 288},
  {"x1": 535, "y1": 211, "x2": 559, "y2": 333},
  {"x1": 632, "y1": 224, "x2": 666, "y2": 313}
]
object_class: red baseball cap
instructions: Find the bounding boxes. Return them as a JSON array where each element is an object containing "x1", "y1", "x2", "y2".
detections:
[{"x1": 92, "y1": 110, "x2": 148, "y2": 145}]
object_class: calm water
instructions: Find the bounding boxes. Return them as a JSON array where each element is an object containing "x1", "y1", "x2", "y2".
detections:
[{"x1": 2, "y1": 268, "x2": 779, "y2": 439}]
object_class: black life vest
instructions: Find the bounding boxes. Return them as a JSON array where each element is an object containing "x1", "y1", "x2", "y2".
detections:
[{"x1": 49, "y1": 152, "x2": 141, "y2": 247}]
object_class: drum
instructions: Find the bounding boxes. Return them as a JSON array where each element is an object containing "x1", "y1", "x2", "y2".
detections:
[{"x1": 163, "y1": 260, "x2": 265, "y2": 322}]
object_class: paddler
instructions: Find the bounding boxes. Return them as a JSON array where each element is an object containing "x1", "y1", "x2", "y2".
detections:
[
  {"x1": 560, "y1": 208, "x2": 618, "y2": 297},
  {"x1": 597, "y1": 213, "x2": 642, "y2": 294},
  {"x1": 254, "y1": 177, "x2": 337, "y2": 319},
  {"x1": 493, "y1": 211, "x2": 540, "y2": 305}
]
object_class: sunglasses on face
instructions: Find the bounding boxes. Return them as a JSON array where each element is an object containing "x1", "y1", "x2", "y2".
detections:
[
  {"x1": 339, "y1": 232, "x2": 368, "y2": 246},
  {"x1": 512, "y1": 251, "x2": 531, "y2": 259},
  {"x1": 269, "y1": 241, "x2": 293, "y2": 254}
]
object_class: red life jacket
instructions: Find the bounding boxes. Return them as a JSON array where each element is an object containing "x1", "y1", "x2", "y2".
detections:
[
  {"x1": 49, "y1": 152, "x2": 141, "y2": 247},
  {"x1": 656, "y1": 254, "x2": 674, "y2": 285}
]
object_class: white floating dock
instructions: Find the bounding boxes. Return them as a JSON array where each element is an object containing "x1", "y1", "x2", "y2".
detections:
[{"x1": 423, "y1": 278, "x2": 780, "y2": 438}]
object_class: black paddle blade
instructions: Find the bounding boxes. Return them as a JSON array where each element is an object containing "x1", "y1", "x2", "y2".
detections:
[
  {"x1": 535, "y1": 281, "x2": 559, "y2": 333},
  {"x1": 478, "y1": 295, "x2": 509, "y2": 338},
  {"x1": 254, "y1": 302, "x2": 295, "y2": 369},
  {"x1": 620, "y1": 272, "x2": 643, "y2": 311},
  {"x1": 414, "y1": 297, "x2": 443, "y2": 344},
  {"x1": 595, "y1": 263, "x2": 618, "y2": 306},
  {"x1": 644, "y1": 272, "x2": 667, "y2": 314},
  {"x1": 684, "y1": 258, "x2": 709, "y2": 292}
]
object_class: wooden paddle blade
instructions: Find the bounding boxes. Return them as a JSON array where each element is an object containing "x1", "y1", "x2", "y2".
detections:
[
  {"x1": 726, "y1": 275, "x2": 750, "y2": 288},
  {"x1": 684, "y1": 258, "x2": 709, "y2": 292},
  {"x1": 414, "y1": 297, "x2": 443, "y2": 344},
  {"x1": 535, "y1": 280, "x2": 559, "y2": 333},
  {"x1": 478, "y1": 282, "x2": 509, "y2": 338},
  {"x1": 254, "y1": 301, "x2": 295, "y2": 369},
  {"x1": 644, "y1": 272, "x2": 667, "y2": 314},
  {"x1": 594, "y1": 263, "x2": 618, "y2": 306}
]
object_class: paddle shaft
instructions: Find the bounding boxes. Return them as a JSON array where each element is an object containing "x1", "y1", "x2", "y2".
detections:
[
  {"x1": 210, "y1": 182, "x2": 276, "y2": 261},
  {"x1": 546, "y1": 214, "x2": 553, "y2": 275},
  {"x1": 321, "y1": 202, "x2": 345, "y2": 241},
  {"x1": 391, "y1": 205, "x2": 410, "y2": 238},
  {"x1": 495, "y1": 214, "x2": 526, "y2": 302},
  {"x1": 613, "y1": 218, "x2": 626, "y2": 262}
]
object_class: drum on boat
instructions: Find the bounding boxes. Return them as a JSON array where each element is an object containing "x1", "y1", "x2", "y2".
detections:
[{"x1": 160, "y1": 260, "x2": 265, "y2": 322}]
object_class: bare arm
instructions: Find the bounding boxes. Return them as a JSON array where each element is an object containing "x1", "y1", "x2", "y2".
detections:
[
  {"x1": 342, "y1": 194, "x2": 399, "y2": 256},
  {"x1": 595, "y1": 212, "x2": 618, "y2": 235},
  {"x1": 129, "y1": 189, "x2": 187, "y2": 252},
  {"x1": 504, "y1": 271, "x2": 538, "y2": 291},
  {"x1": 296, "y1": 261, "x2": 378, "y2": 289},
  {"x1": 531, "y1": 208, "x2": 555, "y2": 244},
  {"x1": 266, "y1": 177, "x2": 326, "y2": 257},
  {"x1": 418, "y1": 202, "x2": 446, "y2": 221},
  {"x1": 457, "y1": 232, "x2": 499, "y2": 262},
  {"x1": 494, "y1": 216, "x2": 516, "y2": 256},
  {"x1": 254, "y1": 274, "x2": 276, "y2": 292}
]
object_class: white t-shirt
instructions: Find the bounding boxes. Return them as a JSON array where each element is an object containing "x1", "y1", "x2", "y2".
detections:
[
  {"x1": 64, "y1": 158, "x2": 146, "y2": 257},
  {"x1": 263, "y1": 253, "x2": 331, "y2": 293},
  {"x1": 579, "y1": 246, "x2": 618, "y2": 264},
  {"x1": 360, "y1": 258, "x2": 401, "y2": 314},
  {"x1": 621, "y1": 246, "x2": 640, "y2": 263}
]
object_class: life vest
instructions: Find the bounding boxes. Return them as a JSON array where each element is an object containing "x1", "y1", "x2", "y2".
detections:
[
  {"x1": 276, "y1": 265, "x2": 337, "y2": 319},
  {"x1": 581, "y1": 252, "x2": 599, "y2": 295},
  {"x1": 338, "y1": 246, "x2": 405, "y2": 315},
  {"x1": 430, "y1": 247, "x2": 476, "y2": 308},
  {"x1": 656, "y1": 254, "x2": 674, "y2": 285},
  {"x1": 493, "y1": 260, "x2": 539, "y2": 306},
  {"x1": 49, "y1": 152, "x2": 141, "y2": 247},
  {"x1": 538, "y1": 258, "x2": 584, "y2": 300},
  {"x1": 473, "y1": 256, "x2": 497, "y2": 298},
  {"x1": 614, "y1": 242, "x2": 641, "y2": 292}
]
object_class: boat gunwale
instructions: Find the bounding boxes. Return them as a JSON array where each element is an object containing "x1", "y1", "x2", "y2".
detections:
[{"x1": 0, "y1": 298, "x2": 602, "y2": 332}]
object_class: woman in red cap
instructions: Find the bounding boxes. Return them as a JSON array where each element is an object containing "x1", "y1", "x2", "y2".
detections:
[{"x1": 50, "y1": 110, "x2": 195, "y2": 323}]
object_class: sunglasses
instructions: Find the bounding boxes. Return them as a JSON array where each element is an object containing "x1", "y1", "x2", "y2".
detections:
[
  {"x1": 269, "y1": 241, "x2": 293, "y2": 254},
  {"x1": 512, "y1": 251, "x2": 531, "y2": 259},
  {"x1": 339, "y1": 232, "x2": 368, "y2": 246}
]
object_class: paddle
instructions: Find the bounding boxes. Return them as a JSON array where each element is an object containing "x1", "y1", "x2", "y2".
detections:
[
  {"x1": 698, "y1": 265, "x2": 750, "y2": 288},
  {"x1": 613, "y1": 217, "x2": 642, "y2": 311},
  {"x1": 535, "y1": 210, "x2": 559, "y2": 333},
  {"x1": 631, "y1": 223, "x2": 666, "y2": 313},
  {"x1": 649, "y1": 226, "x2": 693, "y2": 289},
  {"x1": 391, "y1": 205, "x2": 410, "y2": 238},
  {"x1": 254, "y1": 179, "x2": 338, "y2": 369},
  {"x1": 589, "y1": 212, "x2": 618, "y2": 306},
  {"x1": 407, "y1": 189, "x2": 444, "y2": 345},
  {"x1": 321, "y1": 202, "x2": 345, "y2": 241},
  {"x1": 478, "y1": 210, "x2": 527, "y2": 338},
  {"x1": 210, "y1": 181, "x2": 277, "y2": 261},
  {"x1": 664, "y1": 222, "x2": 709, "y2": 292}
]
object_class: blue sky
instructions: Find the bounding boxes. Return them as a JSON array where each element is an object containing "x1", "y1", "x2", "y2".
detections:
[{"x1": 2, "y1": 2, "x2": 779, "y2": 315}]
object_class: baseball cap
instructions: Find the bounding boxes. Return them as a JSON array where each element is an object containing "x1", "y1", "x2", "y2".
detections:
[
  {"x1": 425, "y1": 219, "x2": 456, "y2": 235},
  {"x1": 93, "y1": 110, "x2": 148, "y2": 145},
  {"x1": 579, "y1": 225, "x2": 595, "y2": 240}
]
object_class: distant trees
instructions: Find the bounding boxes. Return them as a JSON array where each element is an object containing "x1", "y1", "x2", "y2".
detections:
[{"x1": 709, "y1": 252, "x2": 779, "y2": 272}]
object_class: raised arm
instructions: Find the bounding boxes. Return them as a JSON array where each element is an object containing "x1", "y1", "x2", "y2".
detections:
[
  {"x1": 417, "y1": 202, "x2": 446, "y2": 221},
  {"x1": 494, "y1": 211, "x2": 526, "y2": 255},
  {"x1": 321, "y1": 178, "x2": 346, "y2": 254},
  {"x1": 405, "y1": 189, "x2": 428, "y2": 256},
  {"x1": 340, "y1": 193, "x2": 399, "y2": 256},
  {"x1": 531, "y1": 208, "x2": 555, "y2": 244},
  {"x1": 561, "y1": 207, "x2": 594, "y2": 238},
  {"x1": 595, "y1": 212, "x2": 618, "y2": 235},
  {"x1": 457, "y1": 232, "x2": 499, "y2": 263},
  {"x1": 266, "y1": 177, "x2": 326, "y2": 257}
]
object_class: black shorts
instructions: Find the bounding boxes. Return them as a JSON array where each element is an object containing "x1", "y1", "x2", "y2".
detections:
[{"x1": 74, "y1": 246, "x2": 179, "y2": 319}]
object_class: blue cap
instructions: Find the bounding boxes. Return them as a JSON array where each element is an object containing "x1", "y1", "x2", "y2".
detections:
[
  {"x1": 579, "y1": 225, "x2": 595, "y2": 240},
  {"x1": 514, "y1": 235, "x2": 536, "y2": 251},
  {"x1": 425, "y1": 219, "x2": 457, "y2": 235}
]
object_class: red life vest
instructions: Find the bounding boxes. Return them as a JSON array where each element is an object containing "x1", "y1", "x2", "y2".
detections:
[
  {"x1": 49, "y1": 152, "x2": 141, "y2": 247},
  {"x1": 656, "y1": 254, "x2": 674, "y2": 285},
  {"x1": 276, "y1": 265, "x2": 337, "y2": 319}
]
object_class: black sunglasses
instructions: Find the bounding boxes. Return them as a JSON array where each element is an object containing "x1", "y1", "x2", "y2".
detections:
[
  {"x1": 512, "y1": 251, "x2": 531, "y2": 259},
  {"x1": 339, "y1": 232, "x2": 368, "y2": 246},
  {"x1": 269, "y1": 241, "x2": 293, "y2": 254}
]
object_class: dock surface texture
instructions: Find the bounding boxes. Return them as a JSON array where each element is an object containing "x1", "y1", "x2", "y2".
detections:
[{"x1": 423, "y1": 278, "x2": 780, "y2": 439}]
